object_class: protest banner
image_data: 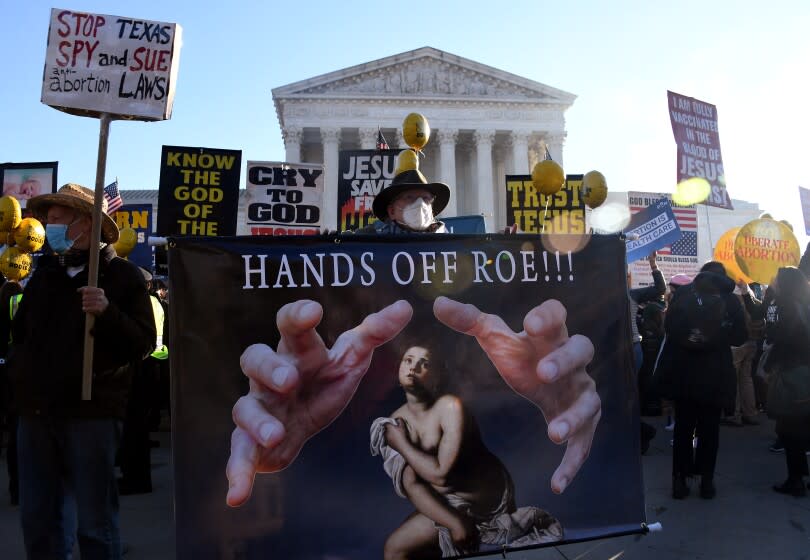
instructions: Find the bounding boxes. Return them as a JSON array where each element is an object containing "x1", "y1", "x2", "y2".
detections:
[
  {"x1": 337, "y1": 149, "x2": 401, "y2": 231},
  {"x1": 505, "y1": 174, "x2": 586, "y2": 234},
  {"x1": 623, "y1": 198, "x2": 681, "y2": 264},
  {"x1": 156, "y1": 146, "x2": 241, "y2": 237},
  {"x1": 41, "y1": 8, "x2": 182, "y2": 121},
  {"x1": 244, "y1": 161, "x2": 324, "y2": 236},
  {"x1": 112, "y1": 203, "x2": 153, "y2": 270},
  {"x1": 667, "y1": 91, "x2": 732, "y2": 209},
  {"x1": 169, "y1": 233, "x2": 645, "y2": 559},
  {"x1": 628, "y1": 191, "x2": 700, "y2": 286},
  {"x1": 0, "y1": 162, "x2": 58, "y2": 210},
  {"x1": 799, "y1": 186, "x2": 810, "y2": 236}
]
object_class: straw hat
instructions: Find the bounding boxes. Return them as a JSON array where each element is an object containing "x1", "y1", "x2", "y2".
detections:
[{"x1": 27, "y1": 183, "x2": 119, "y2": 244}]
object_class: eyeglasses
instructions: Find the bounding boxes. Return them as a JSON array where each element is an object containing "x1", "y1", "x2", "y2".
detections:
[{"x1": 395, "y1": 192, "x2": 435, "y2": 205}]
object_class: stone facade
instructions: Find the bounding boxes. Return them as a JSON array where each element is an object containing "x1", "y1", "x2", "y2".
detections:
[{"x1": 271, "y1": 46, "x2": 576, "y2": 231}]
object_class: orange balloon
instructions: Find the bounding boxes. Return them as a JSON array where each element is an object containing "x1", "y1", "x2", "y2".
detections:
[{"x1": 713, "y1": 228, "x2": 752, "y2": 284}]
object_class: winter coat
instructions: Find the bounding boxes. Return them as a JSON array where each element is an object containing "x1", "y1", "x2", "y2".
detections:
[
  {"x1": 655, "y1": 271, "x2": 747, "y2": 409},
  {"x1": 8, "y1": 245, "x2": 156, "y2": 419}
]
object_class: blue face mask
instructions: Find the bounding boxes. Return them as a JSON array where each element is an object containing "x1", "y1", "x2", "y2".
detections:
[{"x1": 45, "y1": 223, "x2": 76, "y2": 254}]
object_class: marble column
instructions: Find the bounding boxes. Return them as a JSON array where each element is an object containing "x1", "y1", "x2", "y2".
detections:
[
  {"x1": 544, "y1": 132, "x2": 566, "y2": 166},
  {"x1": 510, "y1": 130, "x2": 531, "y2": 175},
  {"x1": 321, "y1": 127, "x2": 341, "y2": 231},
  {"x1": 493, "y1": 143, "x2": 508, "y2": 231},
  {"x1": 282, "y1": 126, "x2": 302, "y2": 164},
  {"x1": 473, "y1": 129, "x2": 496, "y2": 232},
  {"x1": 358, "y1": 127, "x2": 377, "y2": 150},
  {"x1": 438, "y1": 128, "x2": 458, "y2": 217}
]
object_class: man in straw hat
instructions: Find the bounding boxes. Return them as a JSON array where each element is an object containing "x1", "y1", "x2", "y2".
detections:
[
  {"x1": 8, "y1": 183, "x2": 155, "y2": 559},
  {"x1": 355, "y1": 166, "x2": 451, "y2": 234}
]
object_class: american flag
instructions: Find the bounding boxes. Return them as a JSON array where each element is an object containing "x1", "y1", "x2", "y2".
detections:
[
  {"x1": 629, "y1": 196, "x2": 697, "y2": 256},
  {"x1": 376, "y1": 128, "x2": 389, "y2": 150},
  {"x1": 104, "y1": 180, "x2": 123, "y2": 214}
]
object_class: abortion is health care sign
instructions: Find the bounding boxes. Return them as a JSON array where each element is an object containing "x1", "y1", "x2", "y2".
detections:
[{"x1": 41, "y1": 8, "x2": 182, "y2": 120}]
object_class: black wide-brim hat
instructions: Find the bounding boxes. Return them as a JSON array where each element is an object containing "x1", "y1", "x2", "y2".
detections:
[{"x1": 372, "y1": 169, "x2": 451, "y2": 220}]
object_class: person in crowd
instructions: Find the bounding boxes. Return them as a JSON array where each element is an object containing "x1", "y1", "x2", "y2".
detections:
[
  {"x1": 628, "y1": 253, "x2": 665, "y2": 454},
  {"x1": 739, "y1": 267, "x2": 810, "y2": 497},
  {"x1": 118, "y1": 268, "x2": 167, "y2": 495},
  {"x1": 227, "y1": 294, "x2": 601, "y2": 508},
  {"x1": 352, "y1": 165, "x2": 450, "y2": 234},
  {"x1": 9, "y1": 184, "x2": 155, "y2": 559},
  {"x1": 721, "y1": 286, "x2": 763, "y2": 427},
  {"x1": 659, "y1": 261, "x2": 747, "y2": 500},
  {"x1": 659, "y1": 274, "x2": 693, "y2": 431},
  {"x1": 0, "y1": 278, "x2": 24, "y2": 506}
]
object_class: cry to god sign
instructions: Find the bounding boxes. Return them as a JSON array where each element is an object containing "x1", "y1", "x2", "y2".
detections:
[
  {"x1": 41, "y1": 8, "x2": 182, "y2": 120},
  {"x1": 244, "y1": 162, "x2": 324, "y2": 236},
  {"x1": 157, "y1": 146, "x2": 242, "y2": 237}
]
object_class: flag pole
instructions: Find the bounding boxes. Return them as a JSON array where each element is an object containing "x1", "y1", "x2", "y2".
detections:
[{"x1": 82, "y1": 113, "x2": 112, "y2": 400}]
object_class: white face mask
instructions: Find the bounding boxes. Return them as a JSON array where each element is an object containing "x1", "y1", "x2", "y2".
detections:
[{"x1": 400, "y1": 198, "x2": 434, "y2": 230}]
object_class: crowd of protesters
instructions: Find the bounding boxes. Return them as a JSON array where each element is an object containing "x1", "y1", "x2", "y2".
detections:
[
  {"x1": 633, "y1": 246, "x2": 810, "y2": 500},
  {"x1": 0, "y1": 175, "x2": 808, "y2": 560}
]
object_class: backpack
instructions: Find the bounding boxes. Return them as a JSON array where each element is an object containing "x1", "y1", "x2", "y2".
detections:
[{"x1": 669, "y1": 286, "x2": 729, "y2": 350}]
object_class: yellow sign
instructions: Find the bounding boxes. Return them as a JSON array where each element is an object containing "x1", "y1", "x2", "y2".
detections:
[
  {"x1": 733, "y1": 219, "x2": 800, "y2": 284},
  {"x1": 713, "y1": 227, "x2": 752, "y2": 284}
]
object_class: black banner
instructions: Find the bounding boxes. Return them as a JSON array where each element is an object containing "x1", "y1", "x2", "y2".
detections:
[
  {"x1": 156, "y1": 145, "x2": 241, "y2": 236},
  {"x1": 169, "y1": 234, "x2": 644, "y2": 559},
  {"x1": 337, "y1": 149, "x2": 401, "y2": 231}
]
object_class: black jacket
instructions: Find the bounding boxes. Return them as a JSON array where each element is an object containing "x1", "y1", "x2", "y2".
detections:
[
  {"x1": 8, "y1": 245, "x2": 155, "y2": 419},
  {"x1": 657, "y1": 271, "x2": 747, "y2": 408}
]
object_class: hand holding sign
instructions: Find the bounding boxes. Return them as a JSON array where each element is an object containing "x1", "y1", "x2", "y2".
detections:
[
  {"x1": 227, "y1": 299, "x2": 413, "y2": 507},
  {"x1": 432, "y1": 296, "x2": 599, "y2": 494}
]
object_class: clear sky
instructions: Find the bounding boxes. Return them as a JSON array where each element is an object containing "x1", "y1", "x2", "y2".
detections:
[{"x1": 2, "y1": 0, "x2": 809, "y2": 245}]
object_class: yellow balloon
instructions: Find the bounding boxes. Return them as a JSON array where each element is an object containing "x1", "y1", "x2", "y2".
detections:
[
  {"x1": 713, "y1": 227, "x2": 752, "y2": 284},
  {"x1": 113, "y1": 227, "x2": 138, "y2": 258},
  {"x1": 734, "y1": 219, "x2": 800, "y2": 284},
  {"x1": 402, "y1": 113, "x2": 430, "y2": 151},
  {"x1": 0, "y1": 196, "x2": 22, "y2": 232},
  {"x1": 0, "y1": 247, "x2": 32, "y2": 281},
  {"x1": 395, "y1": 149, "x2": 419, "y2": 175},
  {"x1": 779, "y1": 219, "x2": 793, "y2": 231},
  {"x1": 12, "y1": 218, "x2": 45, "y2": 253},
  {"x1": 581, "y1": 170, "x2": 608, "y2": 208},
  {"x1": 531, "y1": 160, "x2": 565, "y2": 196}
]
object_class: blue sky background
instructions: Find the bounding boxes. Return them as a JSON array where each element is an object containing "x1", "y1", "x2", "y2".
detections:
[{"x1": 2, "y1": 0, "x2": 808, "y2": 244}]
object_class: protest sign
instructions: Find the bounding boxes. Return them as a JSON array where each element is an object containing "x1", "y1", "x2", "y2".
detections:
[
  {"x1": 624, "y1": 198, "x2": 681, "y2": 264},
  {"x1": 713, "y1": 227, "x2": 752, "y2": 284},
  {"x1": 799, "y1": 186, "x2": 810, "y2": 236},
  {"x1": 169, "y1": 234, "x2": 645, "y2": 559},
  {"x1": 0, "y1": 162, "x2": 58, "y2": 210},
  {"x1": 443, "y1": 214, "x2": 486, "y2": 233},
  {"x1": 156, "y1": 146, "x2": 241, "y2": 236},
  {"x1": 628, "y1": 191, "x2": 700, "y2": 286},
  {"x1": 667, "y1": 91, "x2": 732, "y2": 209},
  {"x1": 337, "y1": 149, "x2": 400, "y2": 231},
  {"x1": 734, "y1": 219, "x2": 800, "y2": 284},
  {"x1": 112, "y1": 203, "x2": 153, "y2": 269},
  {"x1": 41, "y1": 8, "x2": 182, "y2": 120},
  {"x1": 505, "y1": 174, "x2": 586, "y2": 234},
  {"x1": 244, "y1": 162, "x2": 323, "y2": 235}
]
